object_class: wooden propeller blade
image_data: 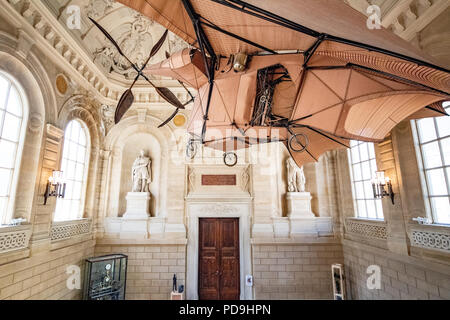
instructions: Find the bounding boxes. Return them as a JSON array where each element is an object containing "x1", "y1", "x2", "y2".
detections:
[
  {"x1": 155, "y1": 87, "x2": 185, "y2": 109},
  {"x1": 139, "y1": 30, "x2": 169, "y2": 72},
  {"x1": 115, "y1": 89, "x2": 134, "y2": 124},
  {"x1": 158, "y1": 108, "x2": 180, "y2": 128},
  {"x1": 89, "y1": 17, "x2": 135, "y2": 68}
]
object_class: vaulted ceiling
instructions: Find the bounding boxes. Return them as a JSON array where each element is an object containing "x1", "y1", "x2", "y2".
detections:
[{"x1": 41, "y1": 0, "x2": 189, "y2": 83}]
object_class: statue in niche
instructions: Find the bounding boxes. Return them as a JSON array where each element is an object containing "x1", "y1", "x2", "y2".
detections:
[
  {"x1": 132, "y1": 150, "x2": 152, "y2": 192},
  {"x1": 286, "y1": 157, "x2": 306, "y2": 192}
]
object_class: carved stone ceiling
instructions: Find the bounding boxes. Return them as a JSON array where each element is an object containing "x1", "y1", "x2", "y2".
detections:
[{"x1": 41, "y1": 0, "x2": 189, "y2": 83}]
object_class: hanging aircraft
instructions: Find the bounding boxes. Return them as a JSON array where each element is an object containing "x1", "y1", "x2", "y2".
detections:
[{"x1": 89, "y1": 0, "x2": 450, "y2": 167}]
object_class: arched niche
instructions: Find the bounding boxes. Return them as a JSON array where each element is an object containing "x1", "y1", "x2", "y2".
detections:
[
  {"x1": 119, "y1": 132, "x2": 161, "y2": 216},
  {"x1": 104, "y1": 114, "x2": 172, "y2": 218}
]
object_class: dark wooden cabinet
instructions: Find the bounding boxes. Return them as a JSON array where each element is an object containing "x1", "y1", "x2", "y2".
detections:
[{"x1": 199, "y1": 218, "x2": 240, "y2": 300}]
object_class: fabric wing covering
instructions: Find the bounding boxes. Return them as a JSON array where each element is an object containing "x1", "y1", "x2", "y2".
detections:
[{"x1": 118, "y1": 0, "x2": 450, "y2": 167}]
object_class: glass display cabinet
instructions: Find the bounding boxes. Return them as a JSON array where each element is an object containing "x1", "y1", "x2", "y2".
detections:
[{"x1": 83, "y1": 254, "x2": 128, "y2": 300}]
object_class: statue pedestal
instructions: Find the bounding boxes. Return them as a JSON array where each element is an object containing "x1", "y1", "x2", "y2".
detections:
[
  {"x1": 286, "y1": 192, "x2": 315, "y2": 218},
  {"x1": 123, "y1": 192, "x2": 151, "y2": 219},
  {"x1": 287, "y1": 192, "x2": 318, "y2": 236},
  {"x1": 121, "y1": 192, "x2": 151, "y2": 239}
]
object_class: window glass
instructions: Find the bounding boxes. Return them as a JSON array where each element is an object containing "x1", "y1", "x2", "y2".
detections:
[
  {"x1": 413, "y1": 102, "x2": 450, "y2": 224},
  {"x1": 54, "y1": 120, "x2": 90, "y2": 222},
  {"x1": 0, "y1": 74, "x2": 25, "y2": 224},
  {"x1": 348, "y1": 141, "x2": 384, "y2": 219}
]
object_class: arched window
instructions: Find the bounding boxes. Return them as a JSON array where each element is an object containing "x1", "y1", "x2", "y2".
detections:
[
  {"x1": 412, "y1": 102, "x2": 450, "y2": 224},
  {"x1": 348, "y1": 140, "x2": 384, "y2": 220},
  {"x1": 0, "y1": 73, "x2": 27, "y2": 225},
  {"x1": 54, "y1": 120, "x2": 90, "y2": 222}
]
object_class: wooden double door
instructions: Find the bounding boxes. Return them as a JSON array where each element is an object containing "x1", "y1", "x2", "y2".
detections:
[{"x1": 198, "y1": 218, "x2": 240, "y2": 300}]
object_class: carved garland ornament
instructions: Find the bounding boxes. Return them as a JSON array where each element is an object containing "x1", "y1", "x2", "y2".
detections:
[
  {"x1": 200, "y1": 204, "x2": 239, "y2": 214},
  {"x1": 411, "y1": 230, "x2": 450, "y2": 251},
  {"x1": 345, "y1": 219, "x2": 388, "y2": 240}
]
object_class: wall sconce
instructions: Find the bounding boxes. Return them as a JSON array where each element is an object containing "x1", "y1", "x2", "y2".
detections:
[
  {"x1": 371, "y1": 171, "x2": 395, "y2": 204},
  {"x1": 44, "y1": 171, "x2": 66, "y2": 205}
]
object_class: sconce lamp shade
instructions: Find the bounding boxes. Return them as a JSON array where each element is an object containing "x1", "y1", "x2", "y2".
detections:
[{"x1": 371, "y1": 171, "x2": 395, "y2": 204}]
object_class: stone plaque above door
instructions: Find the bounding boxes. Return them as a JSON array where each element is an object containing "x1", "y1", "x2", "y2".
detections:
[
  {"x1": 186, "y1": 165, "x2": 251, "y2": 198},
  {"x1": 201, "y1": 175, "x2": 237, "y2": 186}
]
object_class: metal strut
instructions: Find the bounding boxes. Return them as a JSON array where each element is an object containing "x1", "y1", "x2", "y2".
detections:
[{"x1": 182, "y1": 0, "x2": 218, "y2": 143}]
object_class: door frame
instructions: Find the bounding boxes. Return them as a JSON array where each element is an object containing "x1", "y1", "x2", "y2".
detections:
[{"x1": 186, "y1": 201, "x2": 253, "y2": 300}]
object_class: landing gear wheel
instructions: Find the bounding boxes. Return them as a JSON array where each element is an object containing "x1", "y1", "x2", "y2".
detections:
[
  {"x1": 223, "y1": 152, "x2": 238, "y2": 167},
  {"x1": 289, "y1": 133, "x2": 309, "y2": 153},
  {"x1": 186, "y1": 139, "x2": 197, "y2": 159}
]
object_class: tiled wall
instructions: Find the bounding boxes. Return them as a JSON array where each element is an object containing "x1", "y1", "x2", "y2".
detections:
[
  {"x1": 94, "y1": 244, "x2": 186, "y2": 300},
  {"x1": 0, "y1": 239, "x2": 95, "y2": 300},
  {"x1": 252, "y1": 243, "x2": 343, "y2": 299},
  {"x1": 343, "y1": 242, "x2": 450, "y2": 300}
]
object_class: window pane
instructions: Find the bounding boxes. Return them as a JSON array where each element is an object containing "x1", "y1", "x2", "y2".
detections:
[
  {"x1": 348, "y1": 141, "x2": 383, "y2": 220},
  {"x1": 75, "y1": 163, "x2": 84, "y2": 181},
  {"x1": 0, "y1": 76, "x2": 9, "y2": 109},
  {"x1": 357, "y1": 200, "x2": 367, "y2": 217},
  {"x1": 353, "y1": 163, "x2": 362, "y2": 181},
  {"x1": 366, "y1": 200, "x2": 377, "y2": 219},
  {"x1": 79, "y1": 130, "x2": 87, "y2": 147},
  {"x1": 70, "y1": 121, "x2": 81, "y2": 141},
  {"x1": 0, "y1": 110, "x2": 4, "y2": 131},
  {"x1": 0, "y1": 197, "x2": 7, "y2": 222},
  {"x1": 73, "y1": 182, "x2": 82, "y2": 200},
  {"x1": 364, "y1": 181, "x2": 373, "y2": 199},
  {"x1": 2, "y1": 113, "x2": 21, "y2": 142},
  {"x1": 436, "y1": 115, "x2": 450, "y2": 138},
  {"x1": 421, "y1": 141, "x2": 442, "y2": 169},
  {"x1": 76, "y1": 145, "x2": 86, "y2": 163},
  {"x1": 426, "y1": 169, "x2": 447, "y2": 196},
  {"x1": 0, "y1": 168, "x2": 12, "y2": 196},
  {"x1": 351, "y1": 146, "x2": 360, "y2": 163},
  {"x1": 359, "y1": 143, "x2": 369, "y2": 161},
  {"x1": 6, "y1": 86, "x2": 22, "y2": 117},
  {"x1": 441, "y1": 138, "x2": 450, "y2": 166},
  {"x1": 355, "y1": 181, "x2": 364, "y2": 199},
  {"x1": 417, "y1": 118, "x2": 437, "y2": 143},
  {"x1": 375, "y1": 200, "x2": 383, "y2": 217},
  {"x1": 0, "y1": 139, "x2": 17, "y2": 168},
  {"x1": 54, "y1": 120, "x2": 90, "y2": 221},
  {"x1": 361, "y1": 161, "x2": 371, "y2": 180},
  {"x1": 431, "y1": 197, "x2": 450, "y2": 224}
]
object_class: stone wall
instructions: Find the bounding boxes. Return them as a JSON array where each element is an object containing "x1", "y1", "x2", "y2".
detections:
[
  {"x1": 94, "y1": 244, "x2": 186, "y2": 300},
  {"x1": 0, "y1": 238, "x2": 95, "y2": 300},
  {"x1": 252, "y1": 243, "x2": 343, "y2": 299},
  {"x1": 343, "y1": 240, "x2": 450, "y2": 300}
]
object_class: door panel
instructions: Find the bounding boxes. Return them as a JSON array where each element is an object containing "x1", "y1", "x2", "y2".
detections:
[{"x1": 199, "y1": 218, "x2": 240, "y2": 300}]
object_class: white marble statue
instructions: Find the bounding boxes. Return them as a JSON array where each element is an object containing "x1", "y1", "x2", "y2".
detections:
[
  {"x1": 286, "y1": 157, "x2": 306, "y2": 192},
  {"x1": 132, "y1": 150, "x2": 151, "y2": 192}
]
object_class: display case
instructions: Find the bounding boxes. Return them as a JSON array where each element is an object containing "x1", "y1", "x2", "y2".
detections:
[{"x1": 83, "y1": 254, "x2": 128, "y2": 300}]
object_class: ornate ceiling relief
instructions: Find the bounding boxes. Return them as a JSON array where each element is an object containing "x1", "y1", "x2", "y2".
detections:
[
  {"x1": 93, "y1": 12, "x2": 155, "y2": 79},
  {"x1": 86, "y1": 0, "x2": 115, "y2": 19},
  {"x1": 168, "y1": 31, "x2": 189, "y2": 55}
]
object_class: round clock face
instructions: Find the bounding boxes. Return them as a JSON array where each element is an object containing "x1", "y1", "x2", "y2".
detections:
[
  {"x1": 224, "y1": 152, "x2": 238, "y2": 167},
  {"x1": 105, "y1": 264, "x2": 112, "y2": 271}
]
